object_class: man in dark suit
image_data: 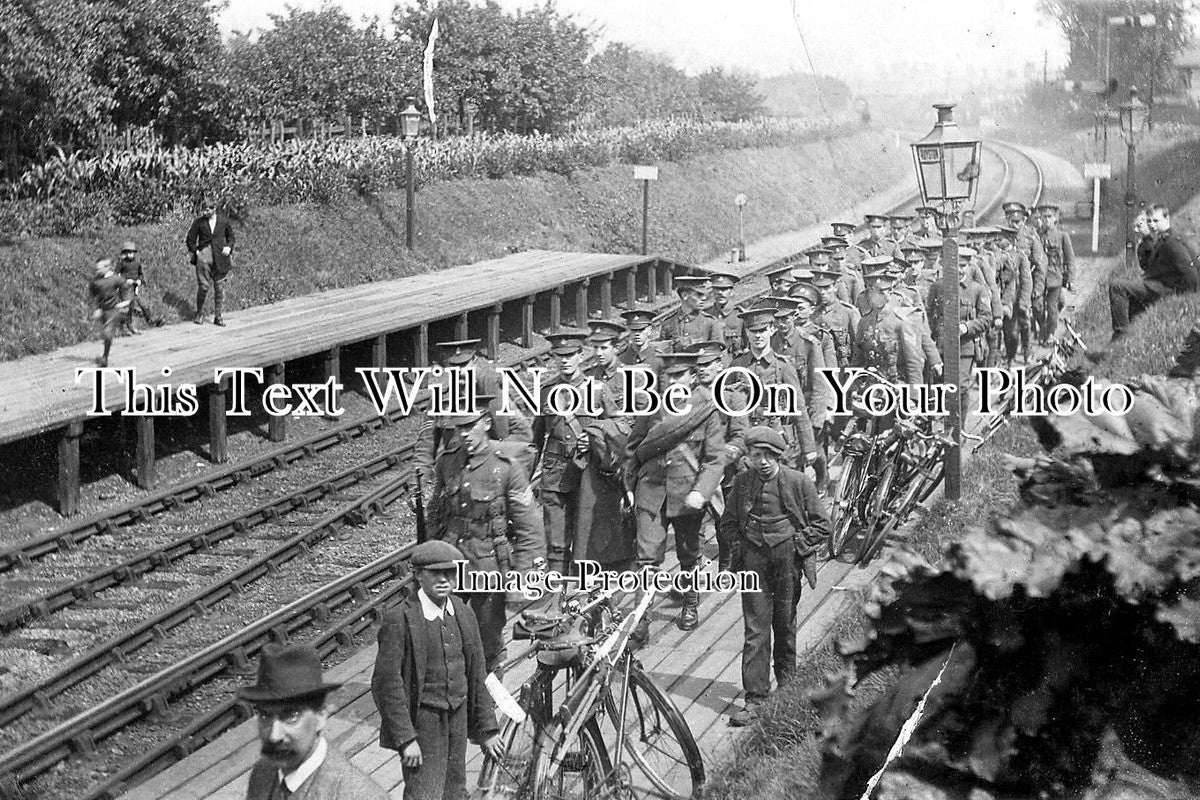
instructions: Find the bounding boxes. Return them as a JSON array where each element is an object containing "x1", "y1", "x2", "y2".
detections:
[
  {"x1": 1109, "y1": 203, "x2": 1199, "y2": 340},
  {"x1": 372, "y1": 541, "x2": 503, "y2": 800},
  {"x1": 240, "y1": 644, "x2": 388, "y2": 800},
  {"x1": 185, "y1": 197, "x2": 236, "y2": 326}
]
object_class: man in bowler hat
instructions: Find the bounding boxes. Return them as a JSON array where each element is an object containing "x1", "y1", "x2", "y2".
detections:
[
  {"x1": 186, "y1": 196, "x2": 236, "y2": 326},
  {"x1": 240, "y1": 643, "x2": 387, "y2": 799},
  {"x1": 372, "y1": 540, "x2": 503, "y2": 800}
]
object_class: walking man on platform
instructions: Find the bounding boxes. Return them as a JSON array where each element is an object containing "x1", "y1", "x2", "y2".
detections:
[
  {"x1": 241, "y1": 643, "x2": 388, "y2": 800},
  {"x1": 724, "y1": 427, "x2": 830, "y2": 727},
  {"x1": 1034, "y1": 204, "x2": 1075, "y2": 345},
  {"x1": 372, "y1": 541, "x2": 504, "y2": 800},
  {"x1": 186, "y1": 197, "x2": 236, "y2": 326},
  {"x1": 659, "y1": 275, "x2": 724, "y2": 350}
]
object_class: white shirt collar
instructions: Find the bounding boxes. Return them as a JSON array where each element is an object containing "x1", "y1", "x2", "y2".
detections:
[
  {"x1": 418, "y1": 588, "x2": 454, "y2": 621},
  {"x1": 280, "y1": 735, "x2": 327, "y2": 792}
]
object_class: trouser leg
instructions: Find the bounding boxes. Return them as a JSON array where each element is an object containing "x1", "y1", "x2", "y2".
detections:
[
  {"x1": 402, "y1": 706, "x2": 450, "y2": 800},
  {"x1": 739, "y1": 541, "x2": 773, "y2": 702},
  {"x1": 1043, "y1": 285, "x2": 1061, "y2": 341},
  {"x1": 959, "y1": 353, "x2": 976, "y2": 420},
  {"x1": 670, "y1": 511, "x2": 704, "y2": 572},
  {"x1": 1017, "y1": 308, "x2": 1032, "y2": 358},
  {"x1": 770, "y1": 545, "x2": 798, "y2": 686},
  {"x1": 542, "y1": 489, "x2": 575, "y2": 574},
  {"x1": 467, "y1": 591, "x2": 506, "y2": 674},
  {"x1": 213, "y1": 279, "x2": 225, "y2": 323}
]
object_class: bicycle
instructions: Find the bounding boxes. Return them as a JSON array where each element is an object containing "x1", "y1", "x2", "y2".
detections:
[{"x1": 477, "y1": 584, "x2": 705, "y2": 799}]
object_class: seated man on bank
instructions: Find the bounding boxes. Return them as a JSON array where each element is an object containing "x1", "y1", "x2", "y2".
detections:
[{"x1": 1109, "y1": 203, "x2": 1199, "y2": 341}]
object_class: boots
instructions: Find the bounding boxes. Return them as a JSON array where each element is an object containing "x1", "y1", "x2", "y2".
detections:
[
  {"x1": 194, "y1": 288, "x2": 207, "y2": 324},
  {"x1": 676, "y1": 591, "x2": 699, "y2": 631},
  {"x1": 629, "y1": 589, "x2": 651, "y2": 649},
  {"x1": 213, "y1": 283, "x2": 226, "y2": 326}
]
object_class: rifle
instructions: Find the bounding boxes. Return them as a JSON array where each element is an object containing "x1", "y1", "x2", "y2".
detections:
[{"x1": 413, "y1": 472, "x2": 428, "y2": 544}]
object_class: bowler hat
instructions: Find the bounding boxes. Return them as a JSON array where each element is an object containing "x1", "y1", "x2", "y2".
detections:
[
  {"x1": 745, "y1": 426, "x2": 787, "y2": 456},
  {"x1": 236, "y1": 644, "x2": 341, "y2": 705},
  {"x1": 412, "y1": 540, "x2": 466, "y2": 570}
]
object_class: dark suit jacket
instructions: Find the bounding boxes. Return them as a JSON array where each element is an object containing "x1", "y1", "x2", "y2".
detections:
[
  {"x1": 245, "y1": 741, "x2": 388, "y2": 800},
  {"x1": 186, "y1": 213, "x2": 236, "y2": 277},
  {"x1": 371, "y1": 593, "x2": 498, "y2": 752},
  {"x1": 1145, "y1": 231, "x2": 1199, "y2": 292},
  {"x1": 719, "y1": 464, "x2": 831, "y2": 558}
]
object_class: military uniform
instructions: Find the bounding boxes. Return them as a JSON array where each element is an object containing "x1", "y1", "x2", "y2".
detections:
[
  {"x1": 852, "y1": 300, "x2": 924, "y2": 385},
  {"x1": 427, "y1": 440, "x2": 545, "y2": 672},
  {"x1": 927, "y1": 269, "x2": 993, "y2": 417},
  {"x1": 1038, "y1": 224, "x2": 1075, "y2": 343},
  {"x1": 889, "y1": 282, "x2": 941, "y2": 380},
  {"x1": 712, "y1": 303, "x2": 745, "y2": 356},
  {"x1": 1015, "y1": 219, "x2": 1048, "y2": 331},
  {"x1": 730, "y1": 348, "x2": 817, "y2": 461},
  {"x1": 992, "y1": 241, "x2": 1033, "y2": 362},
  {"x1": 658, "y1": 307, "x2": 724, "y2": 350},
  {"x1": 723, "y1": 428, "x2": 830, "y2": 723}
]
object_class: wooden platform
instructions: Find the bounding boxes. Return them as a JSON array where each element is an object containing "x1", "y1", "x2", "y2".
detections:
[{"x1": 124, "y1": 533, "x2": 877, "y2": 800}]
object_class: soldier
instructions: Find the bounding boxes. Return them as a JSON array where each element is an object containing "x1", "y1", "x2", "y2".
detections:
[
  {"x1": 426, "y1": 396, "x2": 546, "y2": 673},
  {"x1": 691, "y1": 340, "x2": 750, "y2": 572},
  {"x1": 624, "y1": 352, "x2": 726, "y2": 638},
  {"x1": 787, "y1": 284, "x2": 836, "y2": 493},
  {"x1": 825, "y1": 240, "x2": 865, "y2": 305},
  {"x1": 926, "y1": 247, "x2": 994, "y2": 418},
  {"x1": 992, "y1": 225, "x2": 1033, "y2": 366},
  {"x1": 888, "y1": 258, "x2": 942, "y2": 382},
  {"x1": 856, "y1": 214, "x2": 897, "y2": 259},
  {"x1": 531, "y1": 331, "x2": 614, "y2": 576},
  {"x1": 1034, "y1": 204, "x2": 1075, "y2": 345},
  {"x1": 830, "y1": 222, "x2": 863, "y2": 271},
  {"x1": 766, "y1": 264, "x2": 797, "y2": 297},
  {"x1": 659, "y1": 275, "x2": 724, "y2": 349},
  {"x1": 731, "y1": 308, "x2": 818, "y2": 469},
  {"x1": 888, "y1": 215, "x2": 917, "y2": 251},
  {"x1": 813, "y1": 271, "x2": 860, "y2": 370},
  {"x1": 855, "y1": 255, "x2": 893, "y2": 315},
  {"x1": 708, "y1": 272, "x2": 745, "y2": 356},
  {"x1": 1003, "y1": 201, "x2": 1048, "y2": 340},
  {"x1": 915, "y1": 240, "x2": 942, "y2": 303},
  {"x1": 853, "y1": 263, "x2": 924, "y2": 385},
  {"x1": 619, "y1": 307, "x2": 667, "y2": 370},
  {"x1": 912, "y1": 206, "x2": 939, "y2": 239},
  {"x1": 724, "y1": 427, "x2": 830, "y2": 727},
  {"x1": 586, "y1": 319, "x2": 629, "y2": 398}
]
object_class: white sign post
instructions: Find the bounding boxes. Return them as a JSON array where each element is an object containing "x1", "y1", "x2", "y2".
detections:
[
  {"x1": 633, "y1": 166, "x2": 659, "y2": 255},
  {"x1": 1084, "y1": 162, "x2": 1111, "y2": 254}
]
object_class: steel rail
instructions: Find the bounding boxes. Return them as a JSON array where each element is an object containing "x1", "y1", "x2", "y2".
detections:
[
  {"x1": 0, "y1": 542, "x2": 416, "y2": 790},
  {"x1": 0, "y1": 467, "x2": 410, "y2": 730},
  {"x1": 0, "y1": 446, "x2": 412, "y2": 633}
]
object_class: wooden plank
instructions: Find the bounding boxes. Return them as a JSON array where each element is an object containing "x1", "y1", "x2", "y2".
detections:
[
  {"x1": 487, "y1": 303, "x2": 502, "y2": 361},
  {"x1": 208, "y1": 381, "x2": 228, "y2": 464},
  {"x1": 521, "y1": 296, "x2": 535, "y2": 348},
  {"x1": 56, "y1": 420, "x2": 83, "y2": 516},
  {"x1": 135, "y1": 416, "x2": 155, "y2": 490},
  {"x1": 266, "y1": 363, "x2": 286, "y2": 443}
]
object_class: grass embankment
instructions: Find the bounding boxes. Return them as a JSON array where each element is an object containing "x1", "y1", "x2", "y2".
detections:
[
  {"x1": 702, "y1": 124, "x2": 1200, "y2": 800},
  {"x1": 0, "y1": 129, "x2": 904, "y2": 361}
]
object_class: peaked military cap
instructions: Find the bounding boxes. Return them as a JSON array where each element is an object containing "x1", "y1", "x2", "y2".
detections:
[
  {"x1": 889, "y1": 214, "x2": 913, "y2": 224},
  {"x1": 917, "y1": 237, "x2": 943, "y2": 251},
  {"x1": 811, "y1": 271, "x2": 838, "y2": 288},
  {"x1": 708, "y1": 271, "x2": 739, "y2": 289},
  {"x1": 898, "y1": 242, "x2": 924, "y2": 255},
  {"x1": 805, "y1": 248, "x2": 831, "y2": 265},
  {"x1": 1002, "y1": 201, "x2": 1028, "y2": 215},
  {"x1": 830, "y1": 221, "x2": 858, "y2": 233},
  {"x1": 996, "y1": 224, "x2": 1018, "y2": 236},
  {"x1": 791, "y1": 267, "x2": 815, "y2": 282},
  {"x1": 957, "y1": 246, "x2": 978, "y2": 259},
  {"x1": 443, "y1": 393, "x2": 497, "y2": 427},
  {"x1": 674, "y1": 275, "x2": 709, "y2": 294},
  {"x1": 437, "y1": 339, "x2": 482, "y2": 365},
  {"x1": 1033, "y1": 204, "x2": 1060, "y2": 214},
  {"x1": 820, "y1": 236, "x2": 848, "y2": 247},
  {"x1": 790, "y1": 283, "x2": 821, "y2": 305},
  {"x1": 412, "y1": 540, "x2": 466, "y2": 570},
  {"x1": 620, "y1": 307, "x2": 657, "y2": 330},
  {"x1": 739, "y1": 307, "x2": 777, "y2": 331},
  {"x1": 914, "y1": 206, "x2": 937, "y2": 215},
  {"x1": 861, "y1": 254, "x2": 895, "y2": 278},
  {"x1": 865, "y1": 214, "x2": 890, "y2": 224},
  {"x1": 766, "y1": 265, "x2": 796, "y2": 282},
  {"x1": 588, "y1": 319, "x2": 627, "y2": 343},
  {"x1": 689, "y1": 339, "x2": 726, "y2": 365},
  {"x1": 659, "y1": 352, "x2": 699, "y2": 374},
  {"x1": 545, "y1": 328, "x2": 588, "y2": 356},
  {"x1": 745, "y1": 426, "x2": 787, "y2": 456}
]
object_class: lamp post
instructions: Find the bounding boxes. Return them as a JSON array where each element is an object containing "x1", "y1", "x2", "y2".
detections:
[
  {"x1": 734, "y1": 193, "x2": 748, "y2": 262},
  {"x1": 400, "y1": 97, "x2": 422, "y2": 250},
  {"x1": 910, "y1": 103, "x2": 982, "y2": 501},
  {"x1": 1118, "y1": 87, "x2": 1149, "y2": 269}
]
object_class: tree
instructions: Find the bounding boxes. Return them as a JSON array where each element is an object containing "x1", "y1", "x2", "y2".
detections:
[
  {"x1": 584, "y1": 43, "x2": 700, "y2": 126},
  {"x1": 694, "y1": 67, "x2": 765, "y2": 122},
  {"x1": 1038, "y1": 0, "x2": 1195, "y2": 103}
]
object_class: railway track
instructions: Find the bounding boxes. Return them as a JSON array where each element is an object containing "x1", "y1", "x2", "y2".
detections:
[{"x1": 0, "y1": 139, "x2": 1048, "y2": 800}]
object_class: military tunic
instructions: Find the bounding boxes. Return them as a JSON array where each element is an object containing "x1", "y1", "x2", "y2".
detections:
[
  {"x1": 713, "y1": 304, "x2": 746, "y2": 355},
  {"x1": 1038, "y1": 226, "x2": 1075, "y2": 341},
  {"x1": 852, "y1": 301, "x2": 924, "y2": 385},
  {"x1": 992, "y1": 246, "x2": 1033, "y2": 361},
  {"x1": 927, "y1": 275, "x2": 993, "y2": 416},
  {"x1": 729, "y1": 351, "x2": 818, "y2": 458},
  {"x1": 817, "y1": 300, "x2": 861, "y2": 369},
  {"x1": 427, "y1": 442, "x2": 545, "y2": 670},
  {"x1": 658, "y1": 308, "x2": 724, "y2": 350},
  {"x1": 1016, "y1": 220, "x2": 1048, "y2": 311}
]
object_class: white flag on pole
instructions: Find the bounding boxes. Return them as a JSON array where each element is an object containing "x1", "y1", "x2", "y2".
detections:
[{"x1": 423, "y1": 18, "x2": 439, "y2": 127}]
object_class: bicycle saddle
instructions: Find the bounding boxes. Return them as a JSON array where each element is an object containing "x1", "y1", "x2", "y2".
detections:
[
  {"x1": 535, "y1": 626, "x2": 591, "y2": 670},
  {"x1": 513, "y1": 610, "x2": 569, "y2": 641}
]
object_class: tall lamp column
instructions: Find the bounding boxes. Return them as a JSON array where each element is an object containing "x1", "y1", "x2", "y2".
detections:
[
  {"x1": 1118, "y1": 87, "x2": 1148, "y2": 269},
  {"x1": 400, "y1": 97, "x2": 422, "y2": 250},
  {"x1": 910, "y1": 103, "x2": 982, "y2": 501}
]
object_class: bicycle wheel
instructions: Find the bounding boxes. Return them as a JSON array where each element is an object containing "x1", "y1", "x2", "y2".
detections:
[
  {"x1": 478, "y1": 714, "x2": 541, "y2": 798},
  {"x1": 532, "y1": 717, "x2": 614, "y2": 800},
  {"x1": 602, "y1": 665, "x2": 705, "y2": 798},
  {"x1": 829, "y1": 450, "x2": 865, "y2": 558}
]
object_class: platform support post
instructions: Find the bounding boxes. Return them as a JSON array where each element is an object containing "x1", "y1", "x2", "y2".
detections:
[
  {"x1": 456, "y1": 312, "x2": 469, "y2": 340},
  {"x1": 135, "y1": 416, "x2": 156, "y2": 490},
  {"x1": 415, "y1": 324, "x2": 429, "y2": 368},
  {"x1": 57, "y1": 421, "x2": 83, "y2": 516},
  {"x1": 660, "y1": 260, "x2": 673, "y2": 296},
  {"x1": 372, "y1": 334, "x2": 387, "y2": 371},
  {"x1": 208, "y1": 380, "x2": 228, "y2": 464},
  {"x1": 575, "y1": 280, "x2": 590, "y2": 327},
  {"x1": 324, "y1": 345, "x2": 341, "y2": 419},
  {"x1": 625, "y1": 267, "x2": 638, "y2": 306},
  {"x1": 600, "y1": 272, "x2": 613, "y2": 318},
  {"x1": 266, "y1": 363, "x2": 287, "y2": 442},
  {"x1": 550, "y1": 287, "x2": 563, "y2": 331},
  {"x1": 646, "y1": 262, "x2": 657, "y2": 301},
  {"x1": 487, "y1": 303, "x2": 502, "y2": 360},
  {"x1": 521, "y1": 297, "x2": 535, "y2": 348}
]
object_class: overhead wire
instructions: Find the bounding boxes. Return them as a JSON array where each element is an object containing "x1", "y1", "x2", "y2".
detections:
[{"x1": 787, "y1": 0, "x2": 841, "y2": 166}]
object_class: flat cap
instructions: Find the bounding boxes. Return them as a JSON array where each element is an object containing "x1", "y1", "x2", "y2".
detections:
[
  {"x1": 659, "y1": 352, "x2": 699, "y2": 374},
  {"x1": 745, "y1": 426, "x2": 787, "y2": 456},
  {"x1": 437, "y1": 339, "x2": 482, "y2": 365},
  {"x1": 620, "y1": 307, "x2": 657, "y2": 330},
  {"x1": 412, "y1": 540, "x2": 466, "y2": 570},
  {"x1": 739, "y1": 306, "x2": 777, "y2": 331}
]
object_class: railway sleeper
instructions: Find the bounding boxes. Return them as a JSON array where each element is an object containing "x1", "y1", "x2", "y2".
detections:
[
  {"x1": 334, "y1": 629, "x2": 356, "y2": 649},
  {"x1": 270, "y1": 624, "x2": 290, "y2": 644},
  {"x1": 312, "y1": 603, "x2": 332, "y2": 623},
  {"x1": 226, "y1": 648, "x2": 254, "y2": 675},
  {"x1": 70, "y1": 729, "x2": 98, "y2": 756}
]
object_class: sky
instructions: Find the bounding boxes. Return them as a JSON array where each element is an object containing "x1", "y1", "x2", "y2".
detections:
[{"x1": 218, "y1": 0, "x2": 1070, "y2": 84}]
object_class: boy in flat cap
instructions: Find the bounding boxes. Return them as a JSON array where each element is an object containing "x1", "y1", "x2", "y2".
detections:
[
  {"x1": 242, "y1": 643, "x2": 387, "y2": 799},
  {"x1": 88, "y1": 259, "x2": 127, "y2": 368},
  {"x1": 115, "y1": 240, "x2": 164, "y2": 333},
  {"x1": 372, "y1": 541, "x2": 503, "y2": 800},
  {"x1": 723, "y1": 426, "x2": 830, "y2": 727}
]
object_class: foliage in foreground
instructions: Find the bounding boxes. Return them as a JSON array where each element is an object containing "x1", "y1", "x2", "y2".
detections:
[
  {"x1": 813, "y1": 375, "x2": 1200, "y2": 799},
  {"x1": 0, "y1": 116, "x2": 851, "y2": 238}
]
